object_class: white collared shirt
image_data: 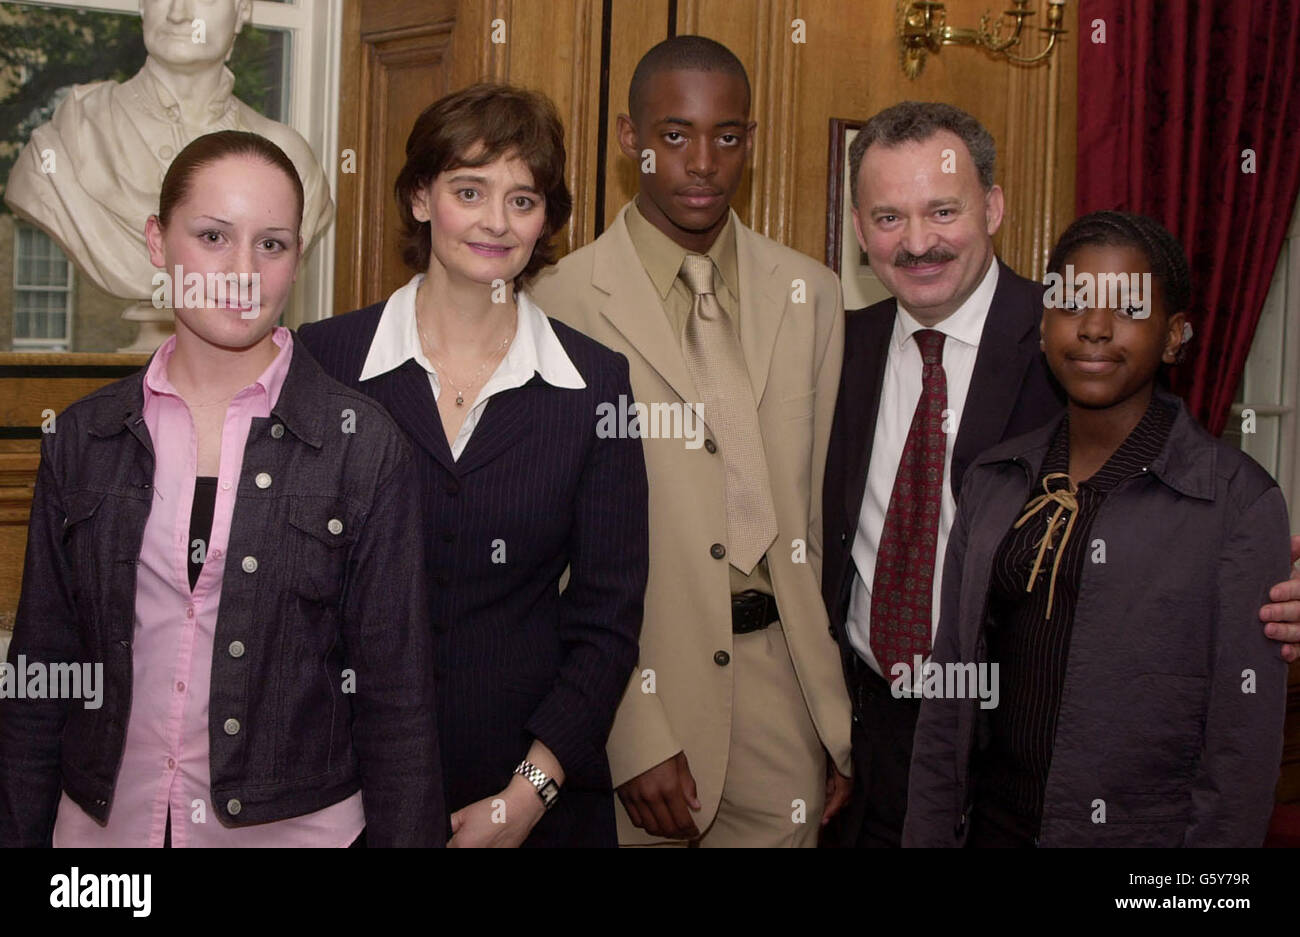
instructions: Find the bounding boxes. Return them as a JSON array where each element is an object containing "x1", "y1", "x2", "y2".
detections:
[
  {"x1": 847, "y1": 259, "x2": 1000, "y2": 687},
  {"x1": 360, "y1": 274, "x2": 586, "y2": 459}
]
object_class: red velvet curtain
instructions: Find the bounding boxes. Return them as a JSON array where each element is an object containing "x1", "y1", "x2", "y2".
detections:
[{"x1": 1076, "y1": 0, "x2": 1300, "y2": 435}]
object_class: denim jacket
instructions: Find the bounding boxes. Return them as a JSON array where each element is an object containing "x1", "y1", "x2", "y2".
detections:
[
  {"x1": 904, "y1": 388, "x2": 1290, "y2": 847},
  {"x1": 0, "y1": 335, "x2": 445, "y2": 847}
]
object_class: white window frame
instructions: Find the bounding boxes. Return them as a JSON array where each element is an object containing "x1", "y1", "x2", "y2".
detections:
[
  {"x1": 7, "y1": 0, "x2": 344, "y2": 325},
  {"x1": 1231, "y1": 196, "x2": 1300, "y2": 529},
  {"x1": 12, "y1": 221, "x2": 74, "y2": 351}
]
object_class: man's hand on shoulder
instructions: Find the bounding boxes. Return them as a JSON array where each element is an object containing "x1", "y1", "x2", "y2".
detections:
[{"x1": 1260, "y1": 534, "x2": 1300, "y2": 662}]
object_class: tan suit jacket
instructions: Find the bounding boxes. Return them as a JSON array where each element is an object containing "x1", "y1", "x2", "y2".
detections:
[{"x1": 531, "y1": 204, "x2": 851, "y2": 843}]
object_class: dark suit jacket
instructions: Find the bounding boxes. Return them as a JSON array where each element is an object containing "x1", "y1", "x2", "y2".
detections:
[
  {"x1": 298, "y1": 303, "x2": 649, "y2": 847},
  {"x1": 822, "y1": 260, "x2": 1064, "y2": 657}
]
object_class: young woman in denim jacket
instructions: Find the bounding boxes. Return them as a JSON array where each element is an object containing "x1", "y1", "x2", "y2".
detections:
[{"x1": 0, "y1": 131, "x2": 444, "y2": 847}]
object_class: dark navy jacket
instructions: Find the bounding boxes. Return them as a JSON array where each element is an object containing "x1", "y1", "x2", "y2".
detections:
[
  {"x1": 822, "y1": 261, "x2": 1064, "y2": 653},
  {"x1": 0, "y1": 336, "x2": 444, "y2": 846},
  {"x1": 904, "y1": 389, "x2": 1290, "y2": 847},
  {"x1": 298, "y1": 301, "x2": 648, "y2": 848},
  {"x1": 821, "y1": 261, "x2": 1063, "y2": 846}
]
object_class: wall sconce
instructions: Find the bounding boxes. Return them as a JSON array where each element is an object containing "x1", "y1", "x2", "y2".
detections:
[{"x1": 897, "y1": 0, "x2": 1067, "y2": 79}]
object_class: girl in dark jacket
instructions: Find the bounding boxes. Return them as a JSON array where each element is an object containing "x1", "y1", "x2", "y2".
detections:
[
  {"x1": 904, "y1": 211, "x2": 1290, "y2": 847},
  {"x1": 0, "y1": 131, "x2": 443, "y2": 847}
]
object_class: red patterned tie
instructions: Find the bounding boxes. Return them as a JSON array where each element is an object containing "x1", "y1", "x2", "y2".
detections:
[{"x1": 870, "y1": 329, "x2": 947, "y2": 677}]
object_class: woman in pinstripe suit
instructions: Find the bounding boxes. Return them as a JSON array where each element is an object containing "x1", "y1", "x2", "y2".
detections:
[{"x1": 298, "y1": 84, "x2": 648, "y2": 847}]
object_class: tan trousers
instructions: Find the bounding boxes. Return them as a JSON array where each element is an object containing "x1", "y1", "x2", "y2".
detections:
[{"x1": 695, "y1": 621, "x2": 826, "y2": 847}]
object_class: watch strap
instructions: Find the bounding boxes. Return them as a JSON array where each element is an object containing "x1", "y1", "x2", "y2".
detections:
[{"x1": 514, "y1": 760, "x2": 559, "y2": 810}]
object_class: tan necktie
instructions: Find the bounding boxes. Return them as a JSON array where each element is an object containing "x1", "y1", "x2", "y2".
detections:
[{"x1": 679, "y1": 253, "x2": 778, "y2": 574}]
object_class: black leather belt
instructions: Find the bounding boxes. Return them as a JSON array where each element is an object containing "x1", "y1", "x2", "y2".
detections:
[{"x1": 732, "y1": 590, "x2": 779, "y2": 634}]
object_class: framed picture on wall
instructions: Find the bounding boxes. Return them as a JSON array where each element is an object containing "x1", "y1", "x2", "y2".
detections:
[{"x1": 826, "y1": 118, "x2": 893, "y2": 311}]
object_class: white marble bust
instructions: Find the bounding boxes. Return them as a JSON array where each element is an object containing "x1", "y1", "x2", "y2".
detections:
[{"x1": 4, "y1": 0, "x2": 332, "y2": 305}]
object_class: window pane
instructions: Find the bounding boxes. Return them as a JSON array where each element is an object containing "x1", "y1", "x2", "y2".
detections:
[
  {"x1": 16, "y1": 224, "x2": 69, "y2": 288},
  {"x1": 232, "y1": 26, "x2": 290, "y2": 123},
  {"x1": 15, "y1": 288, "x2": 69, "y2": 340}
]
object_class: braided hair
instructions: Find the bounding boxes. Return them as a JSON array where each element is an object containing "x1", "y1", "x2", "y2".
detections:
[{"x1": 1046, "y1": 210, "x2": 1192, "y2": 316}]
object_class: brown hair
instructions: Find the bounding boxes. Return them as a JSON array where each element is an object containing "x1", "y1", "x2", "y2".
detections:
[
  {"x1": 158, "y1": 130, "x2": 305, "y2": 233},
  {"x1": 394, "y1": 83, "x2": 572, "y2": 287},
  {"x1": 848, "y1": 101, "x2": 997, "y2": 206}
]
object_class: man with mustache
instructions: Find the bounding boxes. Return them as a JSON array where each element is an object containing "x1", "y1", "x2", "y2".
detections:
[
  {"x1": 821, "y1": 101, "x2": 1300, "y2": 847},
  {"x1": 533, "y1": 35, "x2": 852, "y2": 846}
]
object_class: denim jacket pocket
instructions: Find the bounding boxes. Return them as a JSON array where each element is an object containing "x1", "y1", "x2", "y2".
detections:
[
  {"x1": 61, "y1": 489, "x2": 106, "y2": 607},
  {"x1": 62, "y1": 489, "x2": 105, "y2": 537},
  {"x1": 286, "y1": 496, "x2": 362, "y2": 605}
]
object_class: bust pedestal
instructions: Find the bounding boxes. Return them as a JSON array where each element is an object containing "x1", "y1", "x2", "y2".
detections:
[{"x1": 118, "y1": 301, "x2": 173, "y2": 353}]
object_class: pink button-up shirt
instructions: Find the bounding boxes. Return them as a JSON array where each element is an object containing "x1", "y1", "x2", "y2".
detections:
[{"x1": 53, "y1": 328, "x2": 365, "y2": 847}]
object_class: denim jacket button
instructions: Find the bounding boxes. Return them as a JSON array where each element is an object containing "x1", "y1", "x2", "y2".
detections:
[
  {"x1": 254, "y1": 472, "x2": 272, "y2": 489},
  {"x1": 270, "y1": 423, "x2": 285, "y2": 439},
  {"x1": 227, "y1": 799, "x2": 242, "y2": 816},
  {"x1": 327, "y1": 518, "x2": 343, "y2": 536},
  {"x1": 241, "y1": 556, "x2": 258, "y2": 573},
  {"x1": 228, "y1": 640, "x2": 245, "y2": 658},
  {"x1": 223, "y1": 718, "x2": 241, "y2": 736}
]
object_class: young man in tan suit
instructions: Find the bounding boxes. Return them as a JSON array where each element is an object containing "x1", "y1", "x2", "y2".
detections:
[{"x1": 532, "y1": 36, "x2": 851, "y2": 846}]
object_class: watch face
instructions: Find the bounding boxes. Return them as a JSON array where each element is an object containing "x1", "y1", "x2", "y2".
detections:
[{"x1": 540, "y1": 779, "x2": 560, "y2": 807}]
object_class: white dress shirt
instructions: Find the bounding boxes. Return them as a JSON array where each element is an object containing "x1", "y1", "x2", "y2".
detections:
[
  {"x1": 846, "y1": 259, "x2": 999, "y2": 687},
  {"x1": 359, "y1": 273, "x2": 586, "y2": 459}
]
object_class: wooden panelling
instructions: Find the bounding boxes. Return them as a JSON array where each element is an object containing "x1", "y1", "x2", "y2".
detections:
[
  {"x1": 334, "y1": 0, "x2": 461, "y2": 315},
  {"x1": 0, "y1": 449, "x2": 39, "y2": 629},
  {"x1": 494, "y1": 0, "x2": 605, "y2": 251},
  {"x1": 601, "y1": 0, "x2": 673, "y2": 231},
  {"x1": 1001, "y1": 0, "x2": 1078, "y2": 279}
]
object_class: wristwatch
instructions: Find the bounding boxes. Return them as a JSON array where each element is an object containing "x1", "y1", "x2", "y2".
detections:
[{"x1": 514, "y1": 760, "x2": 560, "y2": 811}]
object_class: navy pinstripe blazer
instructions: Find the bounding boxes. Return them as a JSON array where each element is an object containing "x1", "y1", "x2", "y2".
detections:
[{"x1": 298, "y1": 300, "x2": 648, "y2": 847}]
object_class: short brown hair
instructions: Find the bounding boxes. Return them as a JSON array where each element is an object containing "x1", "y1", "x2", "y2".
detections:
[
  {"x1": 159, "y1": 130, "x2": 304, "y2": 233},
  {"x1": 848, "y1": 102, "x2": 996, "y2": 207},
  {"x1": 394, "y1": 83, "x2": 572, "y2": 287}
]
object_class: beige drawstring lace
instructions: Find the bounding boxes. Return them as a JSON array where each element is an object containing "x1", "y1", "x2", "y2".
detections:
[{"x1": 1012, "y1": 472, "x2": 1079, "y2": 619}]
